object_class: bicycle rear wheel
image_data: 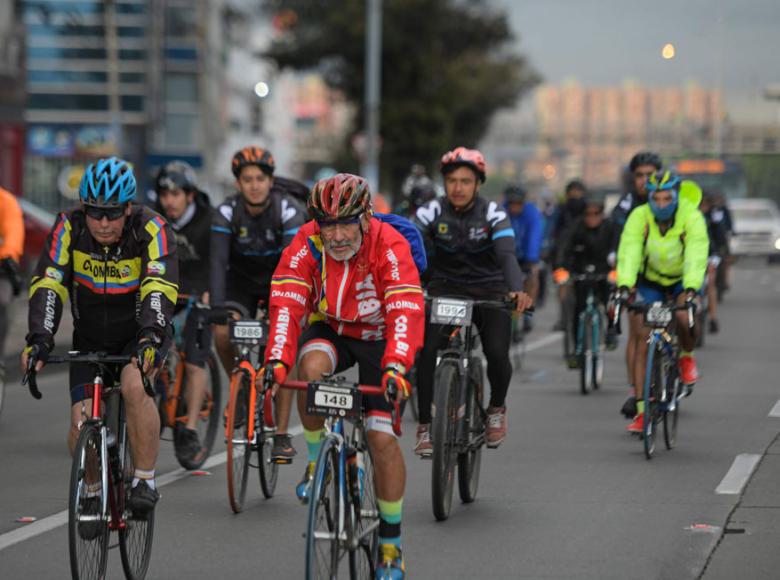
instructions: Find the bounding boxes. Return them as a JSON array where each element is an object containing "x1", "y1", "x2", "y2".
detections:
[
  {"x1": 226, "y1": 371, "x2": 252, "y2": 513},
  {"x1": 257, "y1": 391, "x2": 278, "y2": 498},
  {"x1": 305, "y1": 436, "x2": 344, "y2": 579},
  {"x1": 663, "y1": 361, "x2": 680, "y2": 450},
  {"x1": 579, "y1": 316, "x2": 592, "y2": 395},
  {"x1": 68, "y1": 423, "x2": 109, "y2": 580},
  {"x1": 458, "y1": 357, "x2": 484, "y2": 503},
  {"x1": 119, "y1": 430, "x2": 155, "y2": 580},
  {"x1": 431, "y1": 358, "x2": 460, "y2": 521},
  {"x1": 643, "y1": 345, "x2": 662, "y2": 460},
  {"x1": 173, "y1": 352, "x2": 222, "y2": 470}
]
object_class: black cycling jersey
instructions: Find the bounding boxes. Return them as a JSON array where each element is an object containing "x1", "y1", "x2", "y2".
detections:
[
  {"x1": 703, "y1": 210, "x2": 729, "y2": 256},
  {"x1": 157, "y1": 190, "x2": 213, "y2": 298},
  {"x1": 413, "y1": 196, "x2": 524, "y2": 298},
  {"x1": 210, "y1": 192, "x2": 305, "y2": 306},
  {"x1": 554, "y1": 218, "x2": 615, "y2": 274},
  {"x1": 27, "y1": 205, "x2": 179, "y2": 353}
]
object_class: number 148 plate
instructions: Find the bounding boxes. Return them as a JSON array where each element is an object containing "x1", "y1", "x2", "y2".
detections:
[{"x1": 306, "y1": 382, "x2": 361, "y2": 418}]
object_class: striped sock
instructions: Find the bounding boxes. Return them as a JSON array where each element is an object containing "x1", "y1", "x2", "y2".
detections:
[
  {"x1": 304, "y1": 428, "x2": 325, "y2": 463},
  {"x1": 636, "y1": 400, "x2": 645, "y2": 415},
  {"x1": 377, "y1": 498, "x2": 403, "y2": 547},
  {"x1": 681, "y1": 350, "x2": 694, "y2": 358},
  {"x1": 132, "y1": 469, "x2": 156, "y2": 490}
]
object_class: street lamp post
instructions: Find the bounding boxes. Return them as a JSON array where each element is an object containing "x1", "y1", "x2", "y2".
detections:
[{"x1": 362, "y1": 0, "x2": 382, "y2": 193}]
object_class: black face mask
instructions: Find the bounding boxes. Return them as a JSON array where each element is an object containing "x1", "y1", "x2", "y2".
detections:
[{"x1": 566, "y1": 197, "x2": 586, "y2": 216}]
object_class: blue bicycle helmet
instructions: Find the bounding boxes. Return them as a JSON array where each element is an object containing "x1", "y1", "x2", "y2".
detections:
[
  {"x1": 646, "y1": 170, "x2": 681, "y2": 221},
  {"x1": 79, "y1": 157, "x2": 137, "y2": 207}
]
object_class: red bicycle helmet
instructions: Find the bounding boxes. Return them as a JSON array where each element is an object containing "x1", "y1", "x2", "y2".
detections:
[
  {"x1": 231, "y1": 146, "x2": 275, "y2": 178},
  {"x1": 308, "y1": 173, "x2": 372, "y2": 220},
  {"x1": 440, "y1": 147, "x2": 487, "y2": 183}
]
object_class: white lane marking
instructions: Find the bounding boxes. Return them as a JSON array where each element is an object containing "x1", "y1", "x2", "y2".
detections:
[
  {"x1": 524, "y1": 332, "x2": 564, "y2": 353},
  {"x1": 715, "y1": 454, "x2": 762, "y2": 494},
  {"x1": 0, "y1": 424, "x2": 304, "y2": 552},
  {"x1": 769, "y1": 399, "x2": 780, "y2": 418}
]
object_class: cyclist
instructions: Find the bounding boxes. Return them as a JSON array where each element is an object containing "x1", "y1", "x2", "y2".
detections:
[
  {"x1": 699, "y1": 192, "x2": 729, "y2": 334},
  {"x1": 711, "y1": 192, "x2": 733, "y2": 294},
  {"x1": 210, "y1": 146, "x2": 306, "y2": 463},
  {"x1": 397, "y1": 176, "x2": 438, "y2": 219},
  {"x1": 262, "y1": 173, "x2": 424, "y2": 578},
  {"x1": 611, "y1": 151, "x2": 663, "y2": 419},
  {"x1": 551, "y1": 180, "x2": 588, "y2": 331},
  {"x1": 413, "y1": 147, "x2": 533, "y2": 455},
  {"x1": 504, "y1": 184, "x2": 544, "y2": 333},
  {"x1": 0, "y1": 186, "x2": 24, "y2": 393},
  {"x1": 21, "y1": 157, "x2": 178, "y2": 515},
  {"x1": 616, "y1": 170, "x2": 708, "y2": 433},
  {"x1": 552, "y1": 195, "x2": 617, "y2": 368},
  {"x1": 154, "y1": 161, "x2": 214, "y2": 465}
]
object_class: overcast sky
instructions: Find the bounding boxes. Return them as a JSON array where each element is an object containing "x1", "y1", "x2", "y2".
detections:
[{"x1": 492, "y1": 0, "x2": 780, "y2": 124}]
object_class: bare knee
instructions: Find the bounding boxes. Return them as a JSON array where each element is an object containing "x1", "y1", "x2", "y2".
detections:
[
  {"x1": 120, "y1": 365, "x2": 147, "y2": 407},
  {"x1": 298, "y1": 351, "x2": 333, "y2": 382},
  {"x1": 367, "y1": 430, "x2": 399, "y2": 461}
]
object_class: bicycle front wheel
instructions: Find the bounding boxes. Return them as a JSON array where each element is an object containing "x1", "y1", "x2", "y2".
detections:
[
  {"x1": 663, "y1": 360, "x2": 680, "y2": 450},
  {"x1": 458, "y1": 357, "x2": 484, "y2": 503},
  {"x1": 226, "y1": 371, "x2": 252, "y2": 513},
  {"x1": 305, "y1": 436, "x2": 344, "y2": 579},
  {"x1": 579, "y1": 316, "x2": 593, "y2": 395},
  {"x1": 348, "y1": 441, "x2": 379, "y2": 579},
  {"x1": 431, "y1": 358, "x2": 460, "y2": 521},
  {"x1": 119, "y1": 431, "x2": 155, "y2": 580},
  {"x1": 68, "y1": 423, "x2": 109, "y2": 580},
  {"x1": 643, "y1": 344, "x2": 662, "y2": 460},
  {"x1": 592, "y1": 308, "x2": 606, "y2": 390},
  {"x1": 257, "y1": 392, "x2": 278, "y2": 499}
]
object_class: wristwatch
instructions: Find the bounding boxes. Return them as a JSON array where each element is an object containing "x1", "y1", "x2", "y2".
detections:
[{"x1": 386, "y1": 362, "x2": 407, "y2": 376}]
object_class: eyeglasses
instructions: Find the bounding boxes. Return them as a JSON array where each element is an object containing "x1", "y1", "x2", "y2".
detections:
[
  {"x1": 84, "y1": 204, "x2": 127, "y2": 221},
  {"x1": 316, "y1": 214, "x2": 362, "y2": 229}
]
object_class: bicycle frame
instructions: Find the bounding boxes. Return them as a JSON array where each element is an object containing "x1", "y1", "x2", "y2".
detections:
[
  {"x1": 224, "y1": 345, "x2": 269, "y2": 444},
  {"x1": 436, "y1": 325, "x2": 481, "y2": 448},
  {"x1": 575, "y1": 287, "x2": 602, "y2": 357}
]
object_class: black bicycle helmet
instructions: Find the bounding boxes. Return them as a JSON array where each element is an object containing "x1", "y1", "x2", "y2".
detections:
[
  {"x1": 504, "y1": 184, "x2": 527, "y2": 204},
  {"x1": 629, "y1": 151, "x2": 662, "y2": 172}
]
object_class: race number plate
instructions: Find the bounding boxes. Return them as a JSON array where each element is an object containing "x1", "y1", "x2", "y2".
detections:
[
  {"x1": 306, "y1": 382, "x2": 361, "y2": 418},
  {"x1": 229, "y1": 320, "x2": 266, "y2": 344},
  {"x1": 430, "y1": 297, "x2": 473, "y2": 326},
  {"x1": 644, "y1": 302, "x2": 673, "y2": 328}
]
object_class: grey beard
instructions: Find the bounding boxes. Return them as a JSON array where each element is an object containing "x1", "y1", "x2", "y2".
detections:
[{"x1": 324, "y1": 241, "x2": 360, "y2": 262}]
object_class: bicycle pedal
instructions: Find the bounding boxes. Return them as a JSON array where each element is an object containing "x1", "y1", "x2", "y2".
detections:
[{"x1": 272, "y1": 457, "x2": 293, "y2": 465}]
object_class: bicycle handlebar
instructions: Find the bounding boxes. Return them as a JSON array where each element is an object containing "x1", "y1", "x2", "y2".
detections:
[
  {"x1": 279, "y1": 379, "x2": 402, "y2": 437},
  {"x1": 23, "y1": 351, "x2": 154, "y2": 400},
  {"x1": 424, "y1": 295, "x2": 535, "y2": 316}
]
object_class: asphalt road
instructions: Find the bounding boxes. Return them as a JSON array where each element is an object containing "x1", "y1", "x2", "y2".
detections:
[{"x1": 1, "y1": 263, "x2": 780, "y2": 579}]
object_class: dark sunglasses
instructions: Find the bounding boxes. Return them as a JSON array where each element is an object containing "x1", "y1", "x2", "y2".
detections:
[
  {"x1": 316, "y1": 214, "x2": 363, "y2": 228},
  {"x1": 84, "y1": 204, "x2": 127, "y2": 221}
]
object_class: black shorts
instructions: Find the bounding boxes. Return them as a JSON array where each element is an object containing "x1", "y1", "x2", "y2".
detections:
[
  {"x1": 224, "y1": 275, "x2": 266, "y2": 319},
  {"x1": 174, "y1": 304, "x2": 211, "y2": 368},
  {"x1": 298, "y1": 322, "x2": 396, "y2": 436}
]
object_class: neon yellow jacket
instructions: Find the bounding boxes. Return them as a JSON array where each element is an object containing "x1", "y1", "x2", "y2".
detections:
[{"x1": 616, "y1": 196, "x2": 709, "y2": 290}]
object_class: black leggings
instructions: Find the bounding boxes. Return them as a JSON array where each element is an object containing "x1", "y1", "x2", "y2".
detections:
[{"x1": 416, "y1": 304, "x2": 513, "y2": 424}]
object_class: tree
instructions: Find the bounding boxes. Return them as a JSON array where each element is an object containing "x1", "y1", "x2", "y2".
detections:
[{"x1": 263, "y1": 0, "x2": 540, "y2": 196}]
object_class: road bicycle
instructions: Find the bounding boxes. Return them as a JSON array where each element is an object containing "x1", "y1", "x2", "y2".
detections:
[
  {"x1": 570, "y1": 269, "x2": 610, "y2": 394},
  {"x1": 426, "y1": 295, "x2": 519, "y2": 521},
  {"x1": 221, "y1": 315, "x2": 277, "y2": 512},
  {"x1": 156, "y1": 299, "x2": 221, "y2": 470},
  {"x1": 23, "y1": 350, "x2": 156, "y2": 580},
  {"x1": 615, "y1": 299, "x2": 696, "y2": 459},
  {"x1": 279, "y1": 376, "x2": 400, "y2": 579}
]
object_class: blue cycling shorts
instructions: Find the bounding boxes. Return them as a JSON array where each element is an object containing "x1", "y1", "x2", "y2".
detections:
[{"x1": 635, "y1": 281, "x2": 684, "y2": 304}]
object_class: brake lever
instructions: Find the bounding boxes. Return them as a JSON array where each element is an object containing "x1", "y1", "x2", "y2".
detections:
[
  {"x1": 386, "y1": 381, "x2": 402, "y2": 437},
  {"x1": 262, "y1": 366, "x2": 276, "y2": 430},
  {"x1": 22, "y1": 346, "x2": 43, "y2": 400}
]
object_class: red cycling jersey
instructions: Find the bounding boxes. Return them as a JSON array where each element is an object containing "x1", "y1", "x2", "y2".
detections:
[{"x1": 264, "y1": 217, "x2": 425, "y2": 371}]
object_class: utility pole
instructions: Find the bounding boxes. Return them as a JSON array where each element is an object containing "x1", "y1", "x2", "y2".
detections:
[
  {"x1": 361, "y1": 0, "x2": 382, "y2": 193},
  {"x1": 104, "y1": 0, "x2": 123, "y2": 154}
]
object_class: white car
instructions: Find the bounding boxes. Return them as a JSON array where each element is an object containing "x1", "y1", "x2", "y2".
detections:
[{"x1": 728, "y1": 198, "x2": 780, "y2": 261}]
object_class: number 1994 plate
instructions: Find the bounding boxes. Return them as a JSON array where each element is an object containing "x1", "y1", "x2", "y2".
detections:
[
  {"x1": 430, "y1": 297, "x2": 473, "y2": 326},
  {"x1": 306, "y1": 382, "x2": 361, "y2": 418}
]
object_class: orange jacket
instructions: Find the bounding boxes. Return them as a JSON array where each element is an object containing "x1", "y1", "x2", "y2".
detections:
[{"x1": 0, "y1": 188, "x2": 24, "y2": 261}]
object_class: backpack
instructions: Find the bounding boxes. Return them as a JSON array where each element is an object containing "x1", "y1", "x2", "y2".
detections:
[
  {"x1": 373, "y1": 212, "x2": 427, "y2": 274},
  {"x1": 271, "y1": 176, "x2": 309, "y2": 203}
]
